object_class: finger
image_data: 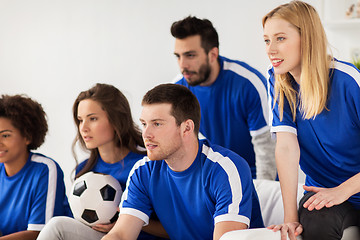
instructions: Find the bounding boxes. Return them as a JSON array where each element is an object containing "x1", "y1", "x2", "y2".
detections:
[
  {"x1": 303, "y1": 185, "x2": 321, "y2": 192},
  {"x1": 295, "y1": 224, "x2": 303, "y2": 236},
  {"x1": 326, "y1": 200, "x2": 335, "y2": 208},
  {"x1": 267, "y1": 225, "x2": 276, "y2": 230},
  {"x1": 303, "y1": 195, "x2": 316, "y2": 208},
  {"x1": 315, "y1": 199, "x2": 329, "y2": 210},
  {"x1": 280, "y1": 225, "x2": 289, "y2": 240},
  {"x1": 273, "y1": 225, "x2": 282, "y2": 232}
]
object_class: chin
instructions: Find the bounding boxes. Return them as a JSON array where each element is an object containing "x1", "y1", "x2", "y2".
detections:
[{"x1": 147, "y1": 153, "x2": 164, "y2": 161}]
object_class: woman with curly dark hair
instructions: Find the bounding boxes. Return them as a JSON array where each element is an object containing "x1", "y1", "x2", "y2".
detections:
[{"x1": 0, "y1": 94, "x2": 71, "y2": 239}]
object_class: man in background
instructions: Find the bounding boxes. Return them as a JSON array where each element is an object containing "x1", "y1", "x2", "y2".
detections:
[{"x1": 171, "y1": 16, "x2": 276, "y2": 179}]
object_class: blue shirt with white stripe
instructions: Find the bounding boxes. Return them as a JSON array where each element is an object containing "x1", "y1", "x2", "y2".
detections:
[
  {"x1": 0, "y1": 152, "x2": 72, "y2": 235},
  {"x1": 268, "y1": 59, "x2": 360, "y2": 208},
  {"x1": 120, "y1": 139, "x2": 264, "y2": 240},
  {"x1": 176, "y1": 56, "x2": 269, "y2": 178}
]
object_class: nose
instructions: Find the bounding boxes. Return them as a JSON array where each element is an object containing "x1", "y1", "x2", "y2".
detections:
[
  {"x1": 79, "y1": 120, "x2": 88, "y2": 133},
  {"x1": 142, "y1": 125, "x2": 153, "y2": 141},
  {"x1": 267, "y1": 42, "x2": 277, "y2": 56},
  {"x1": 178, "y1": 56, "x2": 188, "y2": 70}
]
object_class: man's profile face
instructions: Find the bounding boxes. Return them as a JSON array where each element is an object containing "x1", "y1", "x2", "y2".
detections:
[
  {"x1": 174, "y1": 35, "x2": 211, "y2": 86},
  {"x1": 140, "y1": 103, "x2": 183, "y2": 161}
]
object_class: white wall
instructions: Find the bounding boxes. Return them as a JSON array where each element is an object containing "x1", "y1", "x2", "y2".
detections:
[{"x1": 1, "y1": 0, "x2": 323, "y2": 190}]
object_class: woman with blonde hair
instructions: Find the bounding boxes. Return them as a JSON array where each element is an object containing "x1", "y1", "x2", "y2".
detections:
[{"x1": 263, "y1": 1, "x2": 360, "y2": 239}]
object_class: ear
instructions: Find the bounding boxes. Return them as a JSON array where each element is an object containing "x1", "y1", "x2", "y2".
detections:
[
  {"x1": 181, "y1": 119, "x2": 195, "y2": 137},
  {"x1": 25, "y1": 137, "x2": 31, "y2": 146},
  {"x1": 208, "y1": 47, "x2": 219, "y2": 63}
]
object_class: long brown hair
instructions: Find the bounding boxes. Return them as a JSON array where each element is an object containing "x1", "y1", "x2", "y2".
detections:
[{"x1": 73, "y1": 83, "x2": 145, "y2": 178}]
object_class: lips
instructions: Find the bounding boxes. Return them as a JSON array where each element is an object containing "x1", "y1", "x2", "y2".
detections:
[
  {"x1": 145, "y1": 142, "x2": 158, "y2": 150},
  {"x1": 182, "y1": 70, "x2": 196, "y2": 79},
  {"x1": 82, "y1": 136, "x2": 92, "y2": 142},
  {"x1": 0, "y1": 150, "x2": 7, "y2": 157},
  {"x1": 271, "y1": 58, "x2": 284, "y2": 67}
]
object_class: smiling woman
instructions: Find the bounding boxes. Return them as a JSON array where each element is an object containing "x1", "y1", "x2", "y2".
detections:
[
  {"x1": 0, "y1": 94, "x2": 71, "y2": 239},
  {"x1": 262, "y1": 1, "x2": 360, "y2": 240}
]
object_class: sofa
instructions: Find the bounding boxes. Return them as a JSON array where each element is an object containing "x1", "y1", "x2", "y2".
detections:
[{"x1": 220, "y1": 179, "x2": 360, "y2": 240}]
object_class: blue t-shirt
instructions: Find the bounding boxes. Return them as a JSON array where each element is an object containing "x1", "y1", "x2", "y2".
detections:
[
  {"x1": 120, "y1": 139, "x2": 264, "y2": 240},
  {"x1": 176, "y1": 56, "x2": 269, "y2": 178},
  {"x1": 76, "y1": 151, "x2": 163, "y2": 240},
  {"x1": 76, "y1": 151, "x2": 145, "y2": 192},
  {"x1": 0, "y1": 152, "x2": 72, "y2": 235},
  {"x1": 268, "y1": 59, "x2": 360, "y2": 208}
]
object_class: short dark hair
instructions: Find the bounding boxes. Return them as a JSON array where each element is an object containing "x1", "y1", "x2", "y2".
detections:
[
  {"x1": 73, "y1": 83, "x2": 145, "y2": 178},
  {"x1": 0, "y1": 94, "x2": 48, "y2": 150},
  {"x1": 170, "y1": 16, "x2": 219, "y2": 54},
  {"x1": 142, "y1": 83, "x2": 201, "y2": 135}
]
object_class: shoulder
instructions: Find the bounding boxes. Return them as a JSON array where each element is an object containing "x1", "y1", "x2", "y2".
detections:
[
  {"x1": 127, "y1": 151, "x2": 146, "y2": 161},
  {"x1": 201, "y1": 140, "x2": 251, "y2": 176},
  {"x1": 331, "y1": 59, "x2": 360, "y2": 89},
  {"x1": 174, "y1": 73, "x2": 186, "y2": 85},
  {"x1": 76, "y1": 159, "x2": 88, "y2": 171},
  {"x1": 30, "y1": 152, "x2": 62, "y2": 173},
  {"x1": 220, "y1": 56, "x2": 266, "y2": 83}
]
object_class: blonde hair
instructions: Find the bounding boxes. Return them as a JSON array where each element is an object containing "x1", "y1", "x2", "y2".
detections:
[{"x1": 262, "y1": 0, "x2": 332, "y2": 120}]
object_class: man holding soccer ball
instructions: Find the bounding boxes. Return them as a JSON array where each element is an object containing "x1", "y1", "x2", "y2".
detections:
[{"x1": 102, "y1": 84, "x2": 264, "y2": 240}]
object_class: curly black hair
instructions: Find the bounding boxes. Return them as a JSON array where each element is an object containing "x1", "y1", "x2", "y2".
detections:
[{"x1": 0, "y1": 94, "x2": 48, "y2": 150}]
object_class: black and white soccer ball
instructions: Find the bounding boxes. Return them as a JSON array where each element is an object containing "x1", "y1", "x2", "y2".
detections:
[{"x1": 69, "y1": 172, "x2": 123, "y2": 226}]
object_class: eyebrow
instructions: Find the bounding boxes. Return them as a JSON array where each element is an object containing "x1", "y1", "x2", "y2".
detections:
[
  {"x1": 174, "y1": 50, "x2": 196, "y2": 56},
  {"x1": 0, "y1": 129, "x2": 12, "y2": 134},
  {"x1": 78, "y1": 113, "x2": 97, "y2": 118},
  {"x1": 264, "y1": 32, "x2": 287, "y2": 37},
  {"x1": 139, "y1": 118, "x2": 166, "y2": 122}
]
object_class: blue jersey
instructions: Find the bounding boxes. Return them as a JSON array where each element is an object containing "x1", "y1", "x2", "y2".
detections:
[
  {"x1": 0, "y1": 152, "x2": 71, "y2": 235},
  {"x1": 176, "y1": 56, "x2": 269, "y2": 178},
  {"x1": 76, "y1": 151, "x2": 162, "y2": 240},
  {"x1": 121, "y1": 139, "x2": 264, "y2": 240},
  {"x1": 76, "y1": 151, "x2": 145, "y2": 191},
  {"x1": 268, "y1": 59, "x2": 360, "y2": 208}
]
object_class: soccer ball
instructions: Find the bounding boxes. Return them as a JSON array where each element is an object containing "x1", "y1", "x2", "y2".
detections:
[{"x1": 69, "y1": 171, "x2": 123, "y2": 226}]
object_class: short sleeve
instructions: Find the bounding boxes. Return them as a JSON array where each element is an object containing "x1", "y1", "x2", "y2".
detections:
[
  {"x1": 119, "y1": 159, "x2": 152, "y2": 225},
  {"x1": 211, "y1": 153, "x2": 253, "y2": 227},
  {"x1": 268, "y1": 68, "x2": 297, "y2": 135}
]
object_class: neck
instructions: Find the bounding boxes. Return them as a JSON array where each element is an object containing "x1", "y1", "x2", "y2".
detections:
[
  {"x1": 98, "y1": 143, "x2": 129, "y2": 164},
  {"x1": 5, "y1": 151, "x2": 29, "y2": 177},
  {"x1": 200, "y1": 59, "x2": 220, "y2": 87},
  {"x1": 165, "y1": 137, "x2": 199, "y2": 172}
]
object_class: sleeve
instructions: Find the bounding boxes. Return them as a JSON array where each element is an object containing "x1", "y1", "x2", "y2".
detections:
[
  {"x1": 268, "y1": 68, "x2": 297, "y2": 135},
  {"x1": 211, "y1": 153, "x2": 253, "y2": 227},
  {"x1": 119, "y1": 159, "x2": 152, "y2": 226},
  {"x1": 28, "y1": 157, "x2": 71, "y2": 231},
  {"x1": 242, "y1": 69, "x2": 269, "y2": 137},
  {"x1": 27, "y1": 168, "x2": 49, "y2": 231}
]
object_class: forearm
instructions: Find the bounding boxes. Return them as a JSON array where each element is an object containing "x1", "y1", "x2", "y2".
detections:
[
  {"x1": 142, "y1": 219, "x2": 169, "y2": 239},
  {"x1": 102, "y1": 214, "x2": 143, "y2": 240},
  {"x1": 252, "y1": 131, "x2": 277, "y2": 180},
  {"x1": 0, "y1": 230, "x2": 39, "y2": 240},
  {"x1": 275, "y1": 132, "x2": 300, "y2": 223},
  {"x1": 338, "y1": 172, "x2": 360, "y2": 199}
]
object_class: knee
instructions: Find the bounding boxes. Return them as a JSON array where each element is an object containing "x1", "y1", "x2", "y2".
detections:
[
  {"x1": 38, "y1": 216, "x2": 73, "y2": 239},
  {"x1": 300, "y1": 208, "x2": 342, "y2": 240}
]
